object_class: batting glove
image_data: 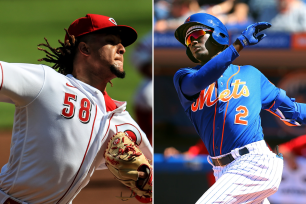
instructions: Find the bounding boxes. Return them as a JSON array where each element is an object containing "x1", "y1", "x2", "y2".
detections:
[{"x1": 237, "y1": 22, "x2": 271, "y2": 47}]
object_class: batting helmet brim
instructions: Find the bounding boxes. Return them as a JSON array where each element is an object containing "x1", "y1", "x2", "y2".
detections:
[{"x1": 175, "y1": 22, "x2": 205, "y2": 47}]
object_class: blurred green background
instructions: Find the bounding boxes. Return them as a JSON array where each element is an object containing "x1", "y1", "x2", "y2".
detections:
[{"x1": 0, "y1": 0, "x2": 152, "y2": 129}]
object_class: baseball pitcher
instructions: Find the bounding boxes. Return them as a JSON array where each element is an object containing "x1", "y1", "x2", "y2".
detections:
[{"x1": 0, "y1": 14, "x2": 152, "y2": 204}]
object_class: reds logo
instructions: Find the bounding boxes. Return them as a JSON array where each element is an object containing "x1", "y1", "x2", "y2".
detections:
[
  {"x1": 116, "y1": 124, "x2": 142, "y2": 145},
  {"x1": 124, "y1": 130, "x2": 135, "y2": 142},
  {"x1": 109, "y1": 18, "x2": 117, "y2": 25}
]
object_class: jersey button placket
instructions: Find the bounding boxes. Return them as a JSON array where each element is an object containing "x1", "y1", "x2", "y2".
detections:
[
  {"x1": 217, "y1": 81, "x2": 225, "y2": 113},
  {"x1": 213, "y1": 81, "x2": 220, "y2": 157}
]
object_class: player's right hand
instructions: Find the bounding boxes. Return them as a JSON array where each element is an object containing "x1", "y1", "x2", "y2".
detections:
[{"x1": 237, "y1": 22, "x2": 271, "y2": 47}]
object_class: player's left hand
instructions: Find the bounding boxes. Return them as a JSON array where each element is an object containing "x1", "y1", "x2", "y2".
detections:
[
  {"x1": 237, "y1": 22, "x2": 271, "y2": 47},
  {"x1": 104, "y1": 132, "x2": 152, "y2": 203}
]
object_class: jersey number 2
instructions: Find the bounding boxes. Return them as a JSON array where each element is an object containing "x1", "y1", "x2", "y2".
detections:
[
  {"x1": 61, "y1": 93, "x2": 92, "y2": 123},
  {"x1": 234, "y1": 105, "x2": 248, "y2": 125}
]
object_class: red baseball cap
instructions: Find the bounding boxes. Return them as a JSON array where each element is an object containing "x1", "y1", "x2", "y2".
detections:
[{"x1": 65, "y1": 14, "x2": 137, "y2": 47}]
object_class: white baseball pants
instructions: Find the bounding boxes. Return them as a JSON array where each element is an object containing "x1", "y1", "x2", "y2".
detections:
[{"x1": 196, "y1": 140, "x2": 283, "y2": 204}]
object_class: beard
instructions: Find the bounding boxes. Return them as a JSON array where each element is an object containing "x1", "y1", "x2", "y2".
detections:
[{"x1": 109, "y1": 64, "x2": 126, "y2": 79}]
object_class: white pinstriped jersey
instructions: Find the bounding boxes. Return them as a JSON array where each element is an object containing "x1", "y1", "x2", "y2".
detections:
[{"x1": 0, "y1": 62, "x2": 152, "y2": 204}]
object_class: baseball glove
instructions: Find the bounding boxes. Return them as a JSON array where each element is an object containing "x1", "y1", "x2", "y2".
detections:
[{"x1": 104, "y1": 132, "x2": 152, "y2": 203}]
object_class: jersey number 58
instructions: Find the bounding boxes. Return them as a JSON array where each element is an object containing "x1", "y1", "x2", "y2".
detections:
[{"x1": 61, "y1": 92, "x2": 92, "y2": 124}]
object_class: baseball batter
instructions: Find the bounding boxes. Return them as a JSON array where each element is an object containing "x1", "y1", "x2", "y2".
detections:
[
  {"x1": 173, "y1": 13, "x2": 306, "y2": 204},
  {"x1": 0, "y1": 14, "x2": 152, "y2": 204}
]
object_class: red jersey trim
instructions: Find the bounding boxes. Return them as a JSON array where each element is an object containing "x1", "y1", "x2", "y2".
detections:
[
  {"x1": 56, "y1": 105, "x2": 98, "y2": 204},
  {"x1": 0, "y1": 63, "x2": 3, "y2": 90},
  {"x1": 103, "y1": 91, "x2": 117, "y2": 112},
  {"x1": 66, "y1": 83, "x2": 77, "y2": 88},
  {"x1": 102, "y1": 113, "x2": 115, "y2": 141}
]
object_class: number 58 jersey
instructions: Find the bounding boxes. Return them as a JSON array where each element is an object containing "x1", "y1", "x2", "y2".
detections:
[
  {"x1": 174, "y1": 64, "x2": 279, "y2": 157},
  {"x1": 0, "y1": 62, "x2": 152, "y2": 204}
]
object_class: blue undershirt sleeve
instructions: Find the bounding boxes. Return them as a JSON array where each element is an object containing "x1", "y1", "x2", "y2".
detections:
[
  {"x1": 296, "y1": 103, "x2": 306, "y2": 124},
  {"x1": 180, "y1": 45, "x2": 239, "y2": 97},
  {"x1": 267, "y1": 89, "x2": 306, "y2": 125},
  {"x1": 278, "y1": 99, "x2": 306, "y2": 125}
]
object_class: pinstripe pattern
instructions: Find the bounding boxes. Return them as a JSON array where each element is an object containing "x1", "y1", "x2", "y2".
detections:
[{"x1": 196, "y1": 140, "x2": 283, "y2": 204}]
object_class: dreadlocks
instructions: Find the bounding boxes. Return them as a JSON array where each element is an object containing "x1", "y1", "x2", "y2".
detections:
[
  {"x1": 37, "y1": 29, "x2": 77, "y2": 75},
  {"x1": 37, "y1": 28, "x2": 115, "y2": 86}
]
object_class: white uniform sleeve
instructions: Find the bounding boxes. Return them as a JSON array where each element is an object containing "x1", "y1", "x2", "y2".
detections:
[{"x1": 0, "y1": 62, "x2": 45, "y2": 107}]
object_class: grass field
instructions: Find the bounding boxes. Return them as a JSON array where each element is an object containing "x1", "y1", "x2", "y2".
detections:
[{"x1": 0, "y1": 0, "x2": 152, "y2": 129}]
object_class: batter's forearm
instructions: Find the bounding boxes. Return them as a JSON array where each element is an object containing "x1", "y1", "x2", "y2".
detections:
[
  {"x1": 233, "y1": 39, "x2": 244, "y2": 53},
  {"x1": 181, "y1": 45, "x2": 239, "y2": 96}
]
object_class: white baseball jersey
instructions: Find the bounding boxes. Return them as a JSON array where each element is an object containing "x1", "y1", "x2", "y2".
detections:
[{"x1": 0, "y1": 61, "x2": 152, "y2": 204}]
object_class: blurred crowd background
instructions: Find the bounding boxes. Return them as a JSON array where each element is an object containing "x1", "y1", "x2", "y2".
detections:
[
  {"x1": 154, "y1": 0, "x2": 306, "y2": 32},
  {"x1": 154, "y1": 0, "x2": 306, "y2": 204}
]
